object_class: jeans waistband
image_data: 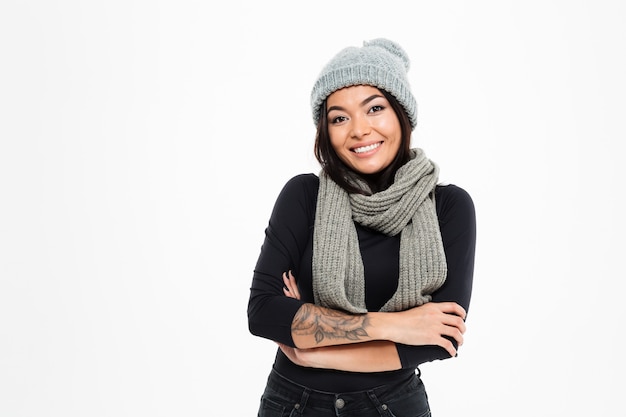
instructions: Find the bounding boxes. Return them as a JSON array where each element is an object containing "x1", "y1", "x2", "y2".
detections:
[{"x1": 266, "y1": 368, "x2": 419, "y2": 412}]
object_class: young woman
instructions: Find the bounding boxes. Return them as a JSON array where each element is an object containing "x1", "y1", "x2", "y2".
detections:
[{"x1": 248, "y1": 38, "x2": 476, "y2": 416}]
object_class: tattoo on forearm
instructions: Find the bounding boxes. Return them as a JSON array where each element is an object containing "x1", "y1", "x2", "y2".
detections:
[{"x1": 293, "y1": 304, "x2": 369, "y2": 344}]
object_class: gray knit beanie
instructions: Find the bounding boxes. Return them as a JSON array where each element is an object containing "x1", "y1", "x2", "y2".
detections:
[{"x1": 310, "y1": 38, "x2": 418, "y2": 130}]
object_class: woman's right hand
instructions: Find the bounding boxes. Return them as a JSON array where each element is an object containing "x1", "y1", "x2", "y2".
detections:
[{"x1": 374, "y1": 302, "x2": 467, "y2": 357}]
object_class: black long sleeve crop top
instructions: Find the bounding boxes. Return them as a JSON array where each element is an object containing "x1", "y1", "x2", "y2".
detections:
[{"x1": 248, "y1": 173, "x2": 476, "y2": 392}]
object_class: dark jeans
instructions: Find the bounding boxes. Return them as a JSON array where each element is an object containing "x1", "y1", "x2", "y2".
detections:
[{"x1": 257, "y1": 369, "x2": 431, "y2": 417}]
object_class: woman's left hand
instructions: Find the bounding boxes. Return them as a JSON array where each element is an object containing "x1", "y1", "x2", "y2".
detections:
[
  {"x1": 282, "y1": 270, "x2": 301, "y2": 300},
  {"x1": 279, "y1": 271, "x2": 310, "y2": 366}
]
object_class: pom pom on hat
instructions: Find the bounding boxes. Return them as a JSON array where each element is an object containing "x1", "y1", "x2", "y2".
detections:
[{"x1": 310, "y1": 38, "x2": 418, "y2": 130}]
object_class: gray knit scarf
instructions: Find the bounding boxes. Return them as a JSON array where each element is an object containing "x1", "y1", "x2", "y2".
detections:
[{"x1": 312, "y1": 148, "x2": 447, "y2": 313}]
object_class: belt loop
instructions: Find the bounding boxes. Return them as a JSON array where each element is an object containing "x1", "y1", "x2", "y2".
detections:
[
  {"x1": 294, "y1": 387, "x2": 310, "y2": 415},
  {"x1": 367, "y1": 389, "x2": 389, "y2": 414}
]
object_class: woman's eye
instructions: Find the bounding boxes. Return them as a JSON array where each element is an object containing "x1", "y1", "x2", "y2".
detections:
[
  {"x1": 331, "y1": 115, "x2": 347, "y2": 124},
  {"x1": 369, "y1": 105, "x2": 384, "y2": 113}
]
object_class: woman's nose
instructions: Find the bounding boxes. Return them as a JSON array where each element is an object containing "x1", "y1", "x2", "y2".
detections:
[{"x1": 350, "y1": 114, "x2": 371, "y2": 139}]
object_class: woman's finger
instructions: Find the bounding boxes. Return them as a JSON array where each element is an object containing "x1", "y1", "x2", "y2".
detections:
[{"x1": 282, "y1": 271, "x2": 301, "y2": 300}]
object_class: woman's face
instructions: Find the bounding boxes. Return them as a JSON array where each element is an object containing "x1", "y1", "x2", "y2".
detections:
[{"x1": 326, "y1": 85, "x2": 402, "y2": 175}]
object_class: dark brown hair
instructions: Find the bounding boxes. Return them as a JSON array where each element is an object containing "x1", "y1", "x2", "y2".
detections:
[{"x1": 313, "y1": 88, "x2": 413, "y2": 195}]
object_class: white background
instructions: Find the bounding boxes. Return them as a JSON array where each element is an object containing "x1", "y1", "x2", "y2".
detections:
[{"x1": 1, "y1": 1, "x2": 624, "y2": 416}]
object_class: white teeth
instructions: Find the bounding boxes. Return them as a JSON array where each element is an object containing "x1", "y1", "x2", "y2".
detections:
[{"x1": 353, "y1": 142, "x2": 381, "y2": 153}]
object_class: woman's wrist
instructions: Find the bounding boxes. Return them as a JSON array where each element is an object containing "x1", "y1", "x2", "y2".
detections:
[{"x1": 366, "y1": 311, "x2": 393, "y2": 342}]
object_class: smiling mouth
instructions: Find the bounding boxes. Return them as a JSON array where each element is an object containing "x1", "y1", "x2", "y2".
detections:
[{"x1": 353, "y1": 142, "x2": 382, "y2": 154}]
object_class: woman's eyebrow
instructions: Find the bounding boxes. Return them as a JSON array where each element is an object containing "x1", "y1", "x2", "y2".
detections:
[
  {"x1": 326, "y1": 94, "x2": 385, "y2": 115},
  {"x1": 360, "y1": 94, "x2": 385, "y2": 107}
]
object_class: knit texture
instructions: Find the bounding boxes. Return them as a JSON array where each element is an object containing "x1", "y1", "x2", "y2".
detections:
[
  {"x1": 310, "y1": 38, "x2": 418, "y2": 130},
  {"x1": 312, "y1": 149, "x2": 447, "y2": 313}
]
